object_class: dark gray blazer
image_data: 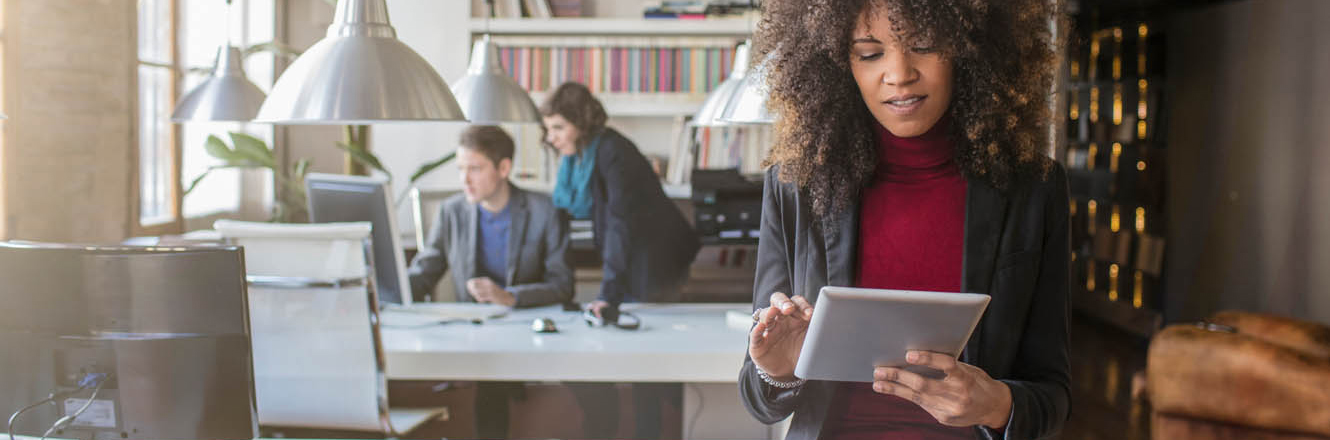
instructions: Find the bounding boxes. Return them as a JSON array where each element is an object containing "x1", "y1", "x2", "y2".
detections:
[
  {"x1": 407, "y1": 184, "x2": 573, "y2": 307},
  {"x1": 589, "y1": 128, "x2": 701, "y2": 304},
  {"x1": 739, "y1": 163, "x2": 1071, "y2": 440}
]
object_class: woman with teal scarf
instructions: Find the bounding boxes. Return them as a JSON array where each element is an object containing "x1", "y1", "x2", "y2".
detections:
[{"x1": 542, "y1": 82, "x2": 701, "y2": 440}]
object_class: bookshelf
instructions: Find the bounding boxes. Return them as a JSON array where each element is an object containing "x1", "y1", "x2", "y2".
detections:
[
  {"x1": 1063, "y1": 20, "x2": 1168, "y2": 339},
  {"x1": 468, "y1": 12, "x2": 761, "y2": 174}
]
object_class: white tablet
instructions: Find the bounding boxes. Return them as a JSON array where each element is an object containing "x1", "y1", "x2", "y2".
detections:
[{"x1": 794, "y1": 286, "x2": 990, "y2": 382}]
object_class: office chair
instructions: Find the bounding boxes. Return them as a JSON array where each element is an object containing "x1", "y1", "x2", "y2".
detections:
[
  {"x1": 409, "y1": 187, "x2": 462, "y2": 302},
  {"x1": 214, "y1": 220, "x2": 447, "y2": 438}
]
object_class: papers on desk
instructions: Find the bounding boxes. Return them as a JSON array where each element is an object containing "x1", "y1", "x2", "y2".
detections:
[{"x1": 382, "y1": 303, "x2": 510, "y2": 327}]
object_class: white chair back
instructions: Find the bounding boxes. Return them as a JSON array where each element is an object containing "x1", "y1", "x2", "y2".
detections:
[{"x1": 214, "y1": 220, "x2": 391, "y2": 434}]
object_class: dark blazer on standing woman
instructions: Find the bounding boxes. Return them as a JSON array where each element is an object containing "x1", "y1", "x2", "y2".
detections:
[
  {"x1": 589, "y1": 128, "x2": 701, "y2": 304},
  {"x1": 739, "y1": 162, "x2": 1072, "y2": 440}
]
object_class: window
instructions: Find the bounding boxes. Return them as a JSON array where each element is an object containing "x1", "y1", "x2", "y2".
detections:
[{"x1": 136, "y1": 0, "x2": 276, "y2": 232}]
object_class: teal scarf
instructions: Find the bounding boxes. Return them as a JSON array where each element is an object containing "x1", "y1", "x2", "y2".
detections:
[{"x1": 553, "y1": 133, "x2": 601, "y2": 219}]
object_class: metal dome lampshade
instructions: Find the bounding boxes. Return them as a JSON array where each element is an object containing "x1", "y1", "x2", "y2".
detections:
[
  {"x1": 691, "y1": 41, "x2": 751, "y2": 127},
  {"x1": 255, "y1": 0, "x2": 466, "y2": 124},
  {"x1": 718, "y1": 48, "x2": 776, "y2": 125},
  {"x1": 450, "y1": 34, "x2": 540, "y2": 124},
  {"x1": 171, "y1": 46, "x2": 267, "y2": 122}
]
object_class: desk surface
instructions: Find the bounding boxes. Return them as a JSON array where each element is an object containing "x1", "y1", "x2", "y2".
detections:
[{"x1": 381, "y1": 303, "x2": 752, "y2": 383}]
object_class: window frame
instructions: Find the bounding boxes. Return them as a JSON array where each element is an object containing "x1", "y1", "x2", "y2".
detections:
[
  {"x1": 132, "y1": 0, "x2": 183, "y2": 236},
  {"x1": 134, "y1": 0, "x2": 278, "y2": 236}
]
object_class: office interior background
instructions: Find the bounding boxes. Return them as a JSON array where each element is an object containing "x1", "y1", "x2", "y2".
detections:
[{"x1": 2, "y1": 0, "x2": 1329, "y2": 439}]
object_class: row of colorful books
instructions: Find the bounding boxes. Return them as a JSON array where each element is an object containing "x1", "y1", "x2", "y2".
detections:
[{"x1": 492, "y1": 37, "x2": 740, "y2": 94}]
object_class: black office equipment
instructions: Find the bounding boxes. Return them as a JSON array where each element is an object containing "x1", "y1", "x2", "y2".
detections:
[{"x1": 690, "y1": 168, "x2": 763, "y2": 244}]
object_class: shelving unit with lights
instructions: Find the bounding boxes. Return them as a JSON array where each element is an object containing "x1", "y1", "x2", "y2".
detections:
[{"x1": 1063, "y1": 20, "x2": 1169, "y2": 338}]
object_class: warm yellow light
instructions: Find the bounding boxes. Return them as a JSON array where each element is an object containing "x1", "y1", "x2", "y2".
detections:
[
  {"x1": 1138, "y1": 120, "x2": 1148, "y2": 139},
  {"x1": 1070, "y1": 200, "x2": 1078, "y2": 216},
  {"x1": 1070, "y1": 95, "x2": 1079, "y2": 120},
  {"x1": 1109, "y1": 263, "x2": 1120, "y2": 301},
  {"x1": 1071, "y1": 60, "x2": 1080, "y2": 79},
  {"x1": 1138, "y1": 25, "x2": 1149, "y2": 77},
  {"x1": 1110, "y1": 204, "x2": 1121, "y2": 232},
  {"x1": 1087, "y1": 260, "x2": 1097, "y2": 292},
  {"x1": 1111, "y1": 142, "x2": 1122, "y2": 173},
  {"x1": 1112, "y1": 84, "x2": 1123, "y2": 125},
  {"x1": 1090, "y1": 40, "x2": 1100, "y2": 80},
  {"x1": 1087, "y1": 143, "x2": 1098, "y2": 170},
  {"x1": 1133, "y1": 271, "x2": 1144, "y2": 309},
  {"x1": 1135, "y1": 207, "x2": 1146, "y2": 233},
  {"x1": 1138, "y1": 80, "x2": 1148, "y2": 119},
  {"x1": 1137, "y1": 160, "x2": 1146, "y2": 171},
  {"x1": 1090, "y1": 87, "x2": 1100, "y2": 123},
  {"x1": 1112, "y1": 28, "x2": 1123, "y2": 80},
  {"x1": 1087, "y1": 200, "x2": 1098, "y2": 235}
]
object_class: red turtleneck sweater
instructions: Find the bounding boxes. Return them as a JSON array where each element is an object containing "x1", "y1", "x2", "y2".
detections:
[{"x1": 822, "y1": 117, "x2": 971, "y2": 440}]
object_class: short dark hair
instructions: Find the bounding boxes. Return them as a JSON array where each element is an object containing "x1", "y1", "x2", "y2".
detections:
[
  {"x1": 458, "y1": 125, "x2": 515, "y2": 166},
  {"x1": 539, "y1": 82, "x2": 608, "y2": 148}
]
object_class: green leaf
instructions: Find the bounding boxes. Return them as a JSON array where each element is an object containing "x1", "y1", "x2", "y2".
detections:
[
  {"x1": 293, "y1": 158, "x2": 312, "y2": 180},
  {"x1": 336, "y1": 141, "x2": 392, "y2": 180},
  {"x1": 204, "y1": 135, "x2": 238, "y2": 162},
  {"x1": 183, "y1": 165, "x2": 247, "y2": 196},
  {"x1": 228, "y1": 132, "x2": 276, "y2": 169},
  {"x1": 409, "y1": 152, "x2": 456, "y2": 184}
]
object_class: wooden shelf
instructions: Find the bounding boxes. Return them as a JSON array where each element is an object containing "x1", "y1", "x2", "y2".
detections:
[
  {"x1": 530, "y1": 91, "x2": 707, "y2": 117},
  {"x1": 469, "y1": 18, "x2": 752, "y2": 36},
  {"x1": 1072, "y1": 292, "x2": 1163, "y2": 339}
]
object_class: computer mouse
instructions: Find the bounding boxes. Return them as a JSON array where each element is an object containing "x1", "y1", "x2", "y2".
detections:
[{"x1": 531, "y1": 317, "x2": 558, "y2": 333}]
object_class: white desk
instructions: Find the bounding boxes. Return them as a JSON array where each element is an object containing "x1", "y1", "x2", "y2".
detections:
[
  {"x1": 381, "y1": 303, "x2": 786, "y2": 440},
  {"x1": 383, "y1": 303, "x2": 749, "y2": 382}
]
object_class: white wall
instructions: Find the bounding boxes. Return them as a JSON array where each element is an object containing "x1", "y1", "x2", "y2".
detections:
[{"x1": 1165, "y1": 0, "x2": 1330, "y2": 325}]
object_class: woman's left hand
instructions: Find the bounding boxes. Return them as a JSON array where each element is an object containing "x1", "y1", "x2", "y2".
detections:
[{"x1": 873, "y1": 350, "x2": 1013, "y2": 429}]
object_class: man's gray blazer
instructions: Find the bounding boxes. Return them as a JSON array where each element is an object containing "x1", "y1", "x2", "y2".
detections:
[{"x1": 407, "y1": 184, "x2": 573, "y2": 307}]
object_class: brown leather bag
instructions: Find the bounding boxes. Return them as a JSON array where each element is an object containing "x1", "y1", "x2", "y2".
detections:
[{"x1": 1147, "y1": 311, "x2": 1330, "y2": 438}]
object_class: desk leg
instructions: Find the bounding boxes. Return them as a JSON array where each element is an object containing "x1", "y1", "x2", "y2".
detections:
[{"x1": 682, "y1": 382, "x2": 789, "y2": 440}]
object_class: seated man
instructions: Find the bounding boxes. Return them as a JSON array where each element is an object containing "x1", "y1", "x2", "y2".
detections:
[
  {"x1": 409, "y1": 125, "x2": 573, "y2": 307},
  {"x1": 407, "y1": 125, "x2": 573, "y2": 439}
]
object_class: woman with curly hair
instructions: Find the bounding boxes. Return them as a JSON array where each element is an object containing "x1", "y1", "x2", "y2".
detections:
[{"x1": 739, "y1": 0, "x2": 1069, "y2": 439}]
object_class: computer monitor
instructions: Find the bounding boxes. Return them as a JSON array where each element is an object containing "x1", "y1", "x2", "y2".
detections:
[
  {"x1": 305, "y1": 173, "x2": 413, "y2": 306},
  {"x1": 0, "y1": 242, "x2": 257, "y2": 440}
]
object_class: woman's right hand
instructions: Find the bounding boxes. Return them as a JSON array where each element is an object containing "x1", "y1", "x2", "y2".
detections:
[{"x1": 749, "y1": 292, "x2": 815, "y2": 381}]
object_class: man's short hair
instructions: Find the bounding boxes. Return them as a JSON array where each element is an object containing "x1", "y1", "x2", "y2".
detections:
[{"x1": 459, "y1": 125, "x2": 515, "y2": 166}]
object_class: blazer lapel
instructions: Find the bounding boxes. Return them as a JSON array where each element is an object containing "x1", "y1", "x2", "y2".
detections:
[
  {"x1": 960, "y1": 179, "x2": 1008, "y2": 366},
  {"x1": 823, "y1": 197, "x2": 860, "y2": 290},
  {"x1": 505, "y1": 187, "x2": 528, "y2": 286},
  {"x1": 461, "y1": 202, "x2": 479, "y2": 281}
]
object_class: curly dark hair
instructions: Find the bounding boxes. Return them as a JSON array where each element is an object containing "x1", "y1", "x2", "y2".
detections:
[
  {"x1": 757, "y1": 0, "x2": 1062, "y2": 222},
  {"x1": 540, "y1": 82, "x2": 609, "y2": 150}
]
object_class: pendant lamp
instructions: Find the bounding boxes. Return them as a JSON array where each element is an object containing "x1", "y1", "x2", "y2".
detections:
[
  {"x1": 450, "y1": 0, "x2": 539, "y2": 124},
  {"x1": 255, "y1": 0, "x2": 466, "y2": 124},
  {"x1": 171, "y1": 46, "x2": 267, "y2": 122},
  {"x1": 691, "y1": 41, "x2": 751, "y2": 127},
  {"x1": 718, "y1": 48, "x2": 775, "y2": 125}
]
